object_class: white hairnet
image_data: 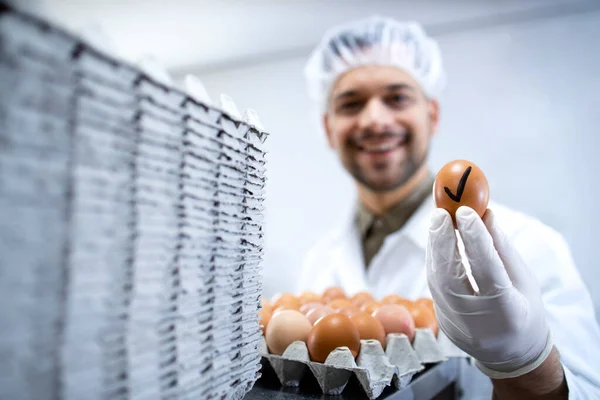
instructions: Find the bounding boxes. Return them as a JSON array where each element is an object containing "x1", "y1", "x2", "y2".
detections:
[{"x1": 304, "y1": 16, "x2": 446, "y2": 110}]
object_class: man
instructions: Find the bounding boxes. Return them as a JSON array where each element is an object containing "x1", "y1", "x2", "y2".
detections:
[{"x1": 298, "y1": 16, "x2": 600, "y2": 399}]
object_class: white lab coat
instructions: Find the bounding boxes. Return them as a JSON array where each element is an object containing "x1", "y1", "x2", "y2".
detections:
[{"x1": 298, "y1": 196, "x2": 600, "y2": 399}]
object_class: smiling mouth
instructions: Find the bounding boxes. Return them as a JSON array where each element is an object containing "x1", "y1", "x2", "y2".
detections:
[{"x1": 356, "y1": 136, "x2": 408, "y2": 153}]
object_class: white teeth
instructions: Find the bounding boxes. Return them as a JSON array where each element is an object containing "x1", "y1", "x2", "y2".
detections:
[
  {"x1": 359, "y1": 137, "x2": 406, "y2": 152},
  {"x1": 363, "y1": 143, "x2": 395, "y2": 152}
]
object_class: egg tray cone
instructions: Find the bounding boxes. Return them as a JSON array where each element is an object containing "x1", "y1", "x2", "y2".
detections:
[{"x1": 259, "y1": 328, "x2": 449, "y2": 399}]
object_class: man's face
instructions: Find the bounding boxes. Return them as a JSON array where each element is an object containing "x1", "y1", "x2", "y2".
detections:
[{"x1": 324, "y1": 65, "x2": 439, "y2": 192}]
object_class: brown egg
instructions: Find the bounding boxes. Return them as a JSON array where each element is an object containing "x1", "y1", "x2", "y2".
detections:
[
  {"x1": 299, "y1": 291, "x2": 323, "y2": 305},
  {"x1": 361, "y1": 301, "x2": 383, "y2": 314},
  {"x1": 307, "y1": 314, "x2": 361, "y2": 363},
  {"x1": 258, "y1": 308, "x2": 272, "y2": 335},
  {"x1": 415, "y1": 298, "x2": 435, "y2": 316},
  {"x1": 300, "y1": 302, "x2": 324, "y2": 315},
  {"x1": 272, "y1": 293, "x2": 301, "y2": 311},
  {"x1": 322, "y1": 286, "x2": 346, "y2": 302},
  {"x1": 433, "y1": 160, "x2": 489, "y2": 226},
  {"x1": 380, "y1": 296, "x2": 416, "y2": 315},
  {"x1": 380, "y1": 294, "x2": 401, "y2": 305},
  {"x1": 337, "y1": 305, "x2": 361, "y2": 318},
  {"x1": 261, "y1": 299, "x2": 274, "y2": 314},
  {"x1": 350, "y1": 292, "x2": 375, "y2": 308},
  {"x1": 380, "y1": 294, "x2": 412, "y2": 307},
  {"x1": 410, "y1": 303, "x2": 439, "y2": 336},
  {"x1": 396, "y1": 299, "x2": 415, "y2": 314},
  {"x1": 328, "y1": 298, "x2": 354, "y2": 310},
  {"x1": 273, "y1": 302, "x2": 301, "y2": 314},
  {"x1": 350, "y1": 312, "x2": 386, "y2": 348},
  {"x1": 265, "y1": 310, "x2": 312, "y2": 355},
  {"x1": 372, "y1": 304, "x2": 416, "y2": 342},
  {"x1": 306, "y1": 305, "x2": 334, "y2": 325}
]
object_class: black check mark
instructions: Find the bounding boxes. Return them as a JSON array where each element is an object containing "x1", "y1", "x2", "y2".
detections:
[{"x1": 444, "y1": 166, "x2": 472, "y2": 202}]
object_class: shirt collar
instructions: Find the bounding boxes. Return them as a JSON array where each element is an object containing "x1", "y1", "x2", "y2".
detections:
[
  {"x1": 356, "y1": 202, "x2": 376, "y2": 239},
  {"x1": 355, "y1": 172, "x2": 435, "y2": 243}
]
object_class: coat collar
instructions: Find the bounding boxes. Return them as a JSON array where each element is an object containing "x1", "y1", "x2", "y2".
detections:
[
  {"x1": 400, "y1": 194, "x2": 434, "y2": 251},
  {"x1": 329, "y1": 194, "x2": 434, "y2": 294},
  {"x1": 337, "y1": 193, "x2": 434, "y2": 250},
  {"x1": 349, "y1": 194, "x2": 434, "y2": 252},
  {"x1": 355, "y1": 173, "x2": 435, "y2": 241}
]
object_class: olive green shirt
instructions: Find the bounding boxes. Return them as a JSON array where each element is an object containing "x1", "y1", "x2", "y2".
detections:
[{"x1": 356, "y1": 173, "x2": 435, "y2": 267}]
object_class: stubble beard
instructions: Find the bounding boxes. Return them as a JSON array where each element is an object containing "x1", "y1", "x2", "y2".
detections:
[{"x1": 347, "y1": 143, "x2": 429, "y2": 193}]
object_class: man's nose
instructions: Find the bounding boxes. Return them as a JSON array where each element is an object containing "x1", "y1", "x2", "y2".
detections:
[{"x1": 357, "y1": 99, "x2": 394, "y2": 133}]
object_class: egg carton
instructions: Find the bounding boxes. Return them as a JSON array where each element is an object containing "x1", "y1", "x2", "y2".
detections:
[
  {"x1": 183, "y1": 131, "x2": 265, "y2": 173},
  {"x1": 182, "y1": 178, "x2": 265, "y2": 202},
  {"x1": 1, "y1": 50, "x2": 74, "y2": 89},
  {"x1": 181, "y1": 174, "x2": 265, "y2": 200},
  {"x1": 75, "y1": 114, "x2": 137, "y2": 147},
  {"x1": 1, "y1": 69, "x2": 73, "y2": 120},
  {"x1": 0, "y1": 106, "x2": 71, "y2": 154},
  {"x1": 137, "y1": 138, "x2": 181, "y2": 164},
  {"x1": 77, "y1": 72, "x2": 136, "y2": 105},
  {"x1": 183, "y1": 110, "x2": 266, "y2": 151},
  {"x1": 179, "y1": 205, "x2": 265, "y2": 228},
  {"x1": 139, "y1": 95, "x2": 181, "y2": 121},
  {"x1": 183, "y1": 197, "x2": 264, "y2": 218},
  {"x1": 138, "y1": 128, "x2": 183, "y2": 156},
  {"x1": 182, "y1": 177, "x2": 265, "y2": 203},
  {"x1": 182, "y1": 209, "x2": 263, "y2": 231},
  {"x1": 0, "y1": 156, "x2": 69, "y2": 206},
  {"x1": 181, "y1": 152, "x2": 265, "y2": 183},
  {"x1": 183, "y1": 121, "x2": 265, "y2": 165},
  {"x1": 74, "y1": 123, "x2": 136, "y2": 158},
  {"x1": 259, "y1": 328, "x2": 450, "y2": 399}
]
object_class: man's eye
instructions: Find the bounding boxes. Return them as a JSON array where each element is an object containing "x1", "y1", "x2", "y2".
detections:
[
  {"x1": 338, "y1": 101, "x2": 362, "y2": 113},
  {"x1": 389, "y1": 94, "x2": 409, "y2": 104},
  {"x1": 386, "y1": 94, "x2": 414, "y2": 109}
]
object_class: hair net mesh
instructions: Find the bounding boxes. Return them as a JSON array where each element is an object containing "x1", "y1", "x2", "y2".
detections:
[{"x1": 304, "y1": 16, "x2": 446, "y2": 110}]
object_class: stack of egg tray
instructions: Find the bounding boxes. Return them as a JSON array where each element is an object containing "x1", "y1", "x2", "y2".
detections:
[{"x1": 0, "y1": 4, "x2": 268, "y2": 400}]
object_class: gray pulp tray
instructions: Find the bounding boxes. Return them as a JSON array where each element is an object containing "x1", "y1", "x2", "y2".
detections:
[
  {"x1": 247, "y1": 358, "x2": 464, "y2": 400},
  {"x1": 259, "y1": 329, "x2": 447, "y2": 400}
]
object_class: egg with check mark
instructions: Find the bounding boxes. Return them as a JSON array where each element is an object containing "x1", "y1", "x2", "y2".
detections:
[{"x1": 433, "y1": 160, "x2": 489, "y2": 226}]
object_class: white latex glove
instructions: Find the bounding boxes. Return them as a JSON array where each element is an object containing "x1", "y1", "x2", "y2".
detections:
[{"x1": 426, "y1": 206, "x2": 554, "y2": 379}]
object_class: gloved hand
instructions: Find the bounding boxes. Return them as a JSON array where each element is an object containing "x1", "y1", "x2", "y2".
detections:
[{"x1": 426, "y1": 206, "x2": 554, "y2": 379}]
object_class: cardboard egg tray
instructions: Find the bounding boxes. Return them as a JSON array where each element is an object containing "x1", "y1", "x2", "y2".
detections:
[
  {"x1": 0, "y1": 4, "x2": 268, "y2": 400},
  {"x1": 259, "y1": 328, "x2": 465, "y2": 399}
]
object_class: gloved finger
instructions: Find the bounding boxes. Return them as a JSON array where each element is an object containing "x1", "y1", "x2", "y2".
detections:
[
  {"x1": 434, "y1": 303, "x2": 472, "y2": 350},
  {"x1": 428, "y1": 273, "x2": 479, "y2": 317},
  {"x1": 482, "y1": 209, "x2": 531, "y2": 293},
  {"x1": 427, "y1": 208, "x2": 474, "y2": 297},
  {"x1": 456, "y1": 206, "x2": 512, "y2": 295}
]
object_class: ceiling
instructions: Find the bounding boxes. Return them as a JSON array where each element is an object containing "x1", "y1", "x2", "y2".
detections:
[{"x1": 15, "y1": 0, "x2": 598, "y2": 75}]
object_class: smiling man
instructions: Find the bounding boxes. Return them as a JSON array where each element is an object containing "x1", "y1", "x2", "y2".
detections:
[{"x1": 297, "y1": 16, "x2": 600, "y2": 399}]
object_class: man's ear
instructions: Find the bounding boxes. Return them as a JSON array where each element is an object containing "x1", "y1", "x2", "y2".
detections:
[
  {"x1": 323, "y1": 113, "x2": 335, "y2": 148},
  {"x1": 428, "y1": 99, "x2": 440, "y2": 137}
]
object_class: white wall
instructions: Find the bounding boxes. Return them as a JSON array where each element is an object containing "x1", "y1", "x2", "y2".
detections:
[{"x1": 193, "y1": 10, "x2": 600, "y2": 318}]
